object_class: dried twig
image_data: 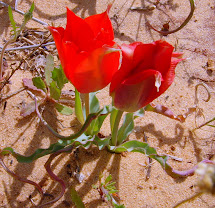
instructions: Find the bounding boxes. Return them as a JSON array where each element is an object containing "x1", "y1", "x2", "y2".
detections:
[
  {"x1": 0, "y1": 36, "x2": 51, "y2": 92},
  {"x1": 129, "y1": 5, "x2": 156, "y2": 12},
  {"x1": 0, "y1": 39, "x2": 13, "y2": 79},
  {"x1": 194, "y1": 83, "x2": 211, "y2": 105},
  {"x1": 194, "y1": 83, "x2": 212, "y2": 129},
  {"x1": 143, "y1": 133, "x2": 152, "y2": 180},
  {"x1": 38, "y1": 147, "x2": 73, "y2": 208},
  {"x1": 0, "y1": 155, "x2": 44, "y2": 205},
  {"x1": 0, "y1": 87, "x2": 25, "y2": 102},
  {"x1": 0, "y1": 42, "x2": 55, "y2": 52},
  {"x1": 146, "y1": 0, "x2": 195, "y2": 35}
]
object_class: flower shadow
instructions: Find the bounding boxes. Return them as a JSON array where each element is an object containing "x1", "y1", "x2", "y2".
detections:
[
  {"x1": 3, "y1": 102, "x2": 76, "y2": 207},
  {"x1": 134, "y1": 123, "x2": 185, "y2": 146},
  {"x1": 26, "y1": 147, "x2": 121, "y2": 207}
]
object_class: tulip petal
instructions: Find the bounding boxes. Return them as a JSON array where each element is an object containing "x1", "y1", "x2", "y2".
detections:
[
  {"x1": 153, "y1": 40, "x2": 174, "y2": 75},
  {"x1": 64, "y1": 8, "x2": 95, "y2": 51},
  {"x1": 110, "y1": 42, "x2": 156, "y2": 94},
  {"x1": 49, "y1": 26, "x2": 65, "y2": 66},
  {"x1": 84, "y1": 10, "x2": 114, "y2": 47},
  {"x1": 73, "y1": 48, "x2": 120, "y2": 93},
  {"x1": 112, "y1": 70, "x2": 162, "y2": 112},
  {"x1": 62, "y1": 44, "x2": 120, "y2": 93},
  {"x1": 158, "y1": 55, "x2": 182, "y2": 93},
  {"x1": 61, "y1": 41, "x2": 86, "y2": 80},
  {"x1": 110, "y1": 40, "x2": 183, "y2": 112},
  {"x1": 132, "y1": 43, "x2": 155, "y2": 71}
]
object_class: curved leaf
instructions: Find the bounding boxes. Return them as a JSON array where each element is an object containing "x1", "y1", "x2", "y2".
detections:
[
  {"x1": 49, "y1": 81, "x2": 61, "y2": 100},
  {"x1": 110, "y1": 107, "x2": 118, "y2": 132},
  {"x1": 52, "y1": 65, "x2": 68, "y2": 90},
  {"x1": 55, "y1": 102, "x2": 73, "y2": 115},
  {"x1": 109, "y1": 140, "x2": 181, "y2": 178},
  {"x1": 45, "y1": 54, "x2": 54, "y2": 86},
  {"x1": 70, "y1": 188, "x2": 85, "y2": 208},
  {"x1": 117, "y1": 113, "x2": 134, "y2": 145},
  {"x1": 89, "y1": 92, "x2": 100, "y2": 114},
  {"x1": 94, "y1": 136, "x2": 110, "y2": 150},
  {"x1": 75, "y1": 89, "x2": 85, "y2": 124},
  {"x1": 89, "y1": 105, "x2": 111, "y2": 135},
  {"x1": 32, "y1": 77, "x2": 47, "y2": 93},
  {"x1": 1, "y1": 134, "x2": 92, "y2": 163}
]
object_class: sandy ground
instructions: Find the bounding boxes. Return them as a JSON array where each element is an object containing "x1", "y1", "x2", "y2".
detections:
[{"x1": 0, "y1": 0, "x2": 215, "y2": 207}]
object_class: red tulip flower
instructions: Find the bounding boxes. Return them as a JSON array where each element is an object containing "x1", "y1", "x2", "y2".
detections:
[
  {"x1": 110, "y1": 40, "x2": 183, "y2": 112},
  {"x1": 49, "y1": 7, "x2": 120, "y2": 93}
]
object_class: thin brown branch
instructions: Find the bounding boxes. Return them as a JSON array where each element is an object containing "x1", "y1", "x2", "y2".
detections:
[
  {"x1": 0, "y1": 155, "x2": 44, "y2": 204},
  {"x1": 0, "y1": 87, "x2": 25, "y2": 102},
  {"x1": 38, "y1": 146, "x2": 73, "y2": 207},
  {"x1": 146, "y1": 0, "x2": 195, "y2": 35}
]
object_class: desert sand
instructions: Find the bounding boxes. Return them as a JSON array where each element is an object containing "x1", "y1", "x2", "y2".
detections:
[{"x1": 0, "y1": 0, "x2": 215, "y2": 207}]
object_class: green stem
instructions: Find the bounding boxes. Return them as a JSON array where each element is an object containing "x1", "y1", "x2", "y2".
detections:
[
  {"x1": 84, "y1": 93, "x2": 90, "y2": 119},
  {"x1": 111, "y1": 110, "x2": 123, "y2": 146},
  {"x1": 0, "y1": 39, "x2": 13, "y2": 80},
  {"x1": 34, "y1": 95, "x2": 98, "y2": 140}
]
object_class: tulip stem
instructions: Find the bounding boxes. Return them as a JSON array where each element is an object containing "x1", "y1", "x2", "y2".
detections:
[
  {"x1": 84, "y1": 93, "x2": 90, "y2": 119},
  {"x1": 111, "y1": 110, "x2": 123, "y2": 146}
]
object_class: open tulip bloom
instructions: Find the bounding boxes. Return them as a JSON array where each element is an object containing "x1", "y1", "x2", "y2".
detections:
[
  {"x1": 110, "y1": 40, "x2": 183, "y2": 113},
  {"x1": 49, "y1": 7, "x2": 120, "y2": 94}
]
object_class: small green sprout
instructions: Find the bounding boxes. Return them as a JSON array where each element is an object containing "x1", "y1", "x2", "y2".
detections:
[{"x1": 93, "y1": 174, "x2": 125, "y2": 208}]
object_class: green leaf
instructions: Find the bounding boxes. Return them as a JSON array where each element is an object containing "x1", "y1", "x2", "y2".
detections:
[
  {"x1": 49, "y1": 81, "x2": 61, "y2": 100},
  {"x1": 29, "y1": 2, "x2": 35, "y2": 13},
  {"x1": 24, "y1": 2, "x2": 34, "y2": 23},
  {"x1": 106, "y1": 194, "x2": 111, "y2": 201},
  {"x1": 45, "y1": 54, "x2": 54, "y2": 86},
  {"x1": 75, "y1": 89, "x2": 85, "y2": 124},
  {"x1": 1, "y1": 110, "x2": 103, "y2": 163},
  {"x1": 70, "y1": 188, "x2": 85, "y2": 208},
  {"x1": 117, "y1": 113, "x2": 134, "y2": 145},
  {"x1": 1, "y1": 142, "x2": 71, "y2": 163},
  {"x1": 52, "y1": 65, "x2": 68, "y2": 90},
  {"x1": 110, "y1": 107, "x2": 118, "y2": 132},
  {"x1": 88, "y1": 105, "x2": 111, "y2": 135},
  {"x1": 105, "y1": 174, "x2": 112, "y2": 184},
  {"x1": 111, "y1": 140, "x2": 170, "y2": 172},
  {"x1": 106, "y1": 182, "x2": 116, "y2": 188},
  {"x1": 112, "y1": 140, "x2": 157, "y2": 155},
  {"x1": 94, "y1": 136, "x2": 110, "y2": 150},
  {"x1": 32, "y1": 77, "x2": 47, "y2": 93},
  {"x1": 8, "y1": 6, "x2": 17, "y2": 37},
  {"x1": 1, "y1": 134, "x2": 93, "y2": 163},
  {"x1": 54, "y1": 103, "x2": 73, "y2": 115},
  {"x1": 113, "y1": 204, "x2": 126, "y2": 208},
  {"x1": 89, "y1": 92, "x2": 100, "y2": 114},
  {"x1": 134, "y1": 108, "x2": 145, "y2": 118},
  {"x1": 109, "y1": 190, "x2": 118, "y2": 194}
]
